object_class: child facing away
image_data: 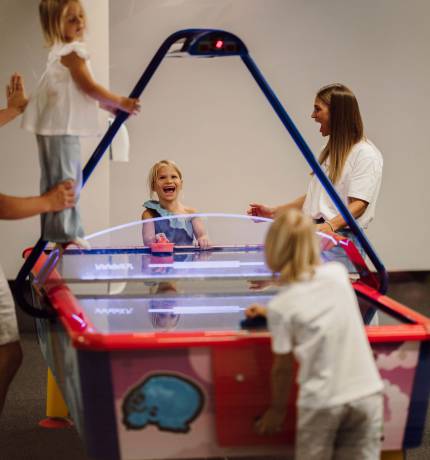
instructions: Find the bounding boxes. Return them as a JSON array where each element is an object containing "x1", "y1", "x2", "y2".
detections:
[
  {"x1": 141, "y1": 160, "x2": 210, "y2": 248},
  {"x1": 21, "y1": 0, "x2": 140, "y2": 248},
  {"x1": 246, "y1": 209, "x2": 383, "y2": 460}
]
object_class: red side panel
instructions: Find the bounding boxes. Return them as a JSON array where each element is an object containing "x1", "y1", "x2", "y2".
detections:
[{"x1": 212, "y1": 343, "x2": 296, "y2": 446}]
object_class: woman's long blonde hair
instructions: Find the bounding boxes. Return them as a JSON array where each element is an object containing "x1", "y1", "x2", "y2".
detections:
[
  {"x1": 39, "y1": 0, "x2": 86, "y2": 46},
  {"x1": 265, "y1": 209, "x2": 320, "y2": 283},
  {"x1": 317, "y1": 83, "x2": 364, "y2": 184},
  {"x1": 148, "y1": 160, "x2": 183, "y2": 199}
]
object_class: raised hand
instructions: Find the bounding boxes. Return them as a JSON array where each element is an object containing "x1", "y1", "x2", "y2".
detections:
[{"x1": 6, "y1": 73, "x2": 27, "y2": 113}]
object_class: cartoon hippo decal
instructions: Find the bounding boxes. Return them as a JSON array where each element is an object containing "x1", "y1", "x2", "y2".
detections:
[{"x1": 122, "y1": 373, "x2": 204, "y2": 433}]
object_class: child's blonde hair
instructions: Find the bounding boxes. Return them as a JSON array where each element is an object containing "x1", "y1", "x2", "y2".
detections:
[
  {"x1": 265, "y1": 209, "x2": 320, "y2": 283},
  {"x1": 148, "y1": 160, "x2": 183, "y2": 199},
  {"x1": 39, "y1": 0, "x2": 86, "y2": 46}
]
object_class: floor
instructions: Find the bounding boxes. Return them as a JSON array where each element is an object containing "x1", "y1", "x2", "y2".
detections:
[{"x1": 0, "y1": 273, "x2": 430, "y2": 460}]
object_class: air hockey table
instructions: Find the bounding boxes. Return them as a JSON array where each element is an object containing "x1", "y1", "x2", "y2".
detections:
[{"x1": 26, "y1": 214, "x2": 430, "y2": 460}]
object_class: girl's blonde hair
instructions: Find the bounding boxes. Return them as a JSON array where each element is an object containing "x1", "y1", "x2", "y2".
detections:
[
  {"x1": 148, "y1": 160, "x2": 183, "y2": 199},
  {"x1": 39, "y1": 0, "x2": 86, "y2": 46},
  {"x1": 317, "y1": 83, "x2": 364, "y2": 184},
  {"x1": 265, "y1": 209, "x2": 320, "y2": 283}
]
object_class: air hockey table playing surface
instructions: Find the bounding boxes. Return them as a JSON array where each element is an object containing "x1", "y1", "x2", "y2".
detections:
[{"x1": 29, "y1": 214, "x2": 430, "y2": 460}]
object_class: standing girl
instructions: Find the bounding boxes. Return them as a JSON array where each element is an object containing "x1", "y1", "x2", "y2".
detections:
[
  {"x1": 248, "y1": 83, "x2": 383, "y2": 246},
  {"x1": 1, "y1": 73, "x2": 75, "y2": 416},
  {"x1": 246, "y1": 209, "x2": 383, "y2": 459},
  {"x1": 22, "y1": 0, "x2": 140, "y2": 247},
  {"x1": 142, "y1": 160, "x2": 209, "y2": 248}
]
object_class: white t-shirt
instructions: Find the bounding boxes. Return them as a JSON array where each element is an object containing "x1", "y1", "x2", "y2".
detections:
[
  {"x1": 267, "y1": 262, "x2": 383, "y2": 409},
  {"x1": 302, "y1": 140, "x2": 383, "y2": 228},
  {"x1": 22, "y1": 41, "x2": 99, "y2": 136}
]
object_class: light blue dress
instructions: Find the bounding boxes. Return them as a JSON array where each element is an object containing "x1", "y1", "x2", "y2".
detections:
[{"x1": 143, "y1": 200, "x2": 194, "y2": 245}]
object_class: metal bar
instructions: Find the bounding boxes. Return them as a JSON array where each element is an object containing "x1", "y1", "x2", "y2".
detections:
[{"x1": 241, "y1": 54, "x2": 388, "y2": 293}]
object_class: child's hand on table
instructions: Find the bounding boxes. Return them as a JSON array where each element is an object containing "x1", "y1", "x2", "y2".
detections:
[
  {"x1": 196, "y1": 235, "x2": 210, "y2": 250},
  {"x1": 155, "y1": 233, "x2": 168, "y2": 242},
  {"x1": 245, "y1": 304, "x2": 267, "y2": 318}
]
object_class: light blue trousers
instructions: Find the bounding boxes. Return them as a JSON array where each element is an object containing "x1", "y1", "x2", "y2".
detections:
[{"x1": 36, "y1": 135, "x2": 84, "y2": 243}]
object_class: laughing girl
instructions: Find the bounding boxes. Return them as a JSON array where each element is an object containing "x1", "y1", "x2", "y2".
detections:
[{"x1": 141, "y1": 160, "x2": 209, "y2": 248}]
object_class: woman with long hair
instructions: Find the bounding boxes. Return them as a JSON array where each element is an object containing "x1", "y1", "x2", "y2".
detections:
[{"x1": 248, "y1": 84, "x2": 383, "y2": 242}]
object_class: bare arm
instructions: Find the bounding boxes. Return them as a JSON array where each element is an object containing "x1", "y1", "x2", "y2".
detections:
[
  {"x1": 0, "y1": 180, "x2": 75, "y2": 220},
  {"x1": 0, "y1": 107, "x2": 20, "y2": 127},
  {"x1": 0, "y1": 73, "x2": 28, "y2": 127},
  {"x1": 247, "y1": 195, "x2": 306, "y2": 219},
  {"x1": 317, "y1": 197, "x2": 368, "y2": 233},
  {"x1": 191, "y1": 215, "x2": 210, "y2": 249},
  {"x1": 61, "y1": 52, "x2": 140, "y2": 114},
  {"x1": 255, "y1": 353, "x2": 294, "y2": 435},
  {"x1": 141, "y1": 209, "x2": 156, "y2": 246}
]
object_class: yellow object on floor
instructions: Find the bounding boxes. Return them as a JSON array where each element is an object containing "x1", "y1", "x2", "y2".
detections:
[{"x1": 46, "y1": 367, "x2": 68, "y2": 418}]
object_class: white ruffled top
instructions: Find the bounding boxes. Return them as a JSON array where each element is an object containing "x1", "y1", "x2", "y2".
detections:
[{"x1": 22, "y1": 41, "x2": 100, "y2": 136}]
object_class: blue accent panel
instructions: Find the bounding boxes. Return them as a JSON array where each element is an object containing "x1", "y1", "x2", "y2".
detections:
[
  {"x1": 403, "y1": 341, "x2": 430, "y2": 448},
  {"x1": 241, "y1": 53, "x2": 388, "y2": 293},
  {"x1": 78, "y1": 350, "x2": 120, "y2": 460}
]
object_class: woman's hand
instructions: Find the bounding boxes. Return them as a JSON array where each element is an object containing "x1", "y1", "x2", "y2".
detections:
[
  {"x1": 316, "y1": 222, "x2": 334, "y2": 233},
  {"x1": 247, "y1": 203, "x2": 275, "y2": 219}
]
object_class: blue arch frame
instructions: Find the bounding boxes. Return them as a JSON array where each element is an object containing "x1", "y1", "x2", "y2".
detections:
[{"x1": 14, "y1": 28, "x2": 388, "y2": 317}]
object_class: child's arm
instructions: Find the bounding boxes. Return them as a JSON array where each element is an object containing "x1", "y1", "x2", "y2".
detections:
[
  {"x1": 255, "y1": 352, "x2": 294, "y2": 435},
  {"x1": 141, "y1": 209, "x2": 156, "y2": 246},
  {"x1": 61, "y1": 52, "x2": 140, "y2": 115},
  {"x1": 0, "y1": 73, "x2": 28, "y2": 127},
  {"x1": 0, "y1": 180, "x2": 75, "y2": 220},
  {"x1": 189, "y1": 211, "x2": 210, "y2": 249}
]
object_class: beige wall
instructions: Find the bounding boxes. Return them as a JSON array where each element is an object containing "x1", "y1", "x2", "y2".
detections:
[
  {"x1": 109, "y1": 0, "x2": 430, "y2": 271},
  {"x1": 0, "y1": 0, "x2": 110, "y2": 277}
]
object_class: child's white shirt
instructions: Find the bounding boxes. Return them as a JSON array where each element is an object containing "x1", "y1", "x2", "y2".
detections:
[
  {"x1": 267, "y1": 262, "x2": 383, "y2": 409},
  {"x1": 302, "y1": 140, "x2": 383, "y2": 228},
  {"x1": 22, "y1": 41, "x2": 99, "y2": 136}
]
